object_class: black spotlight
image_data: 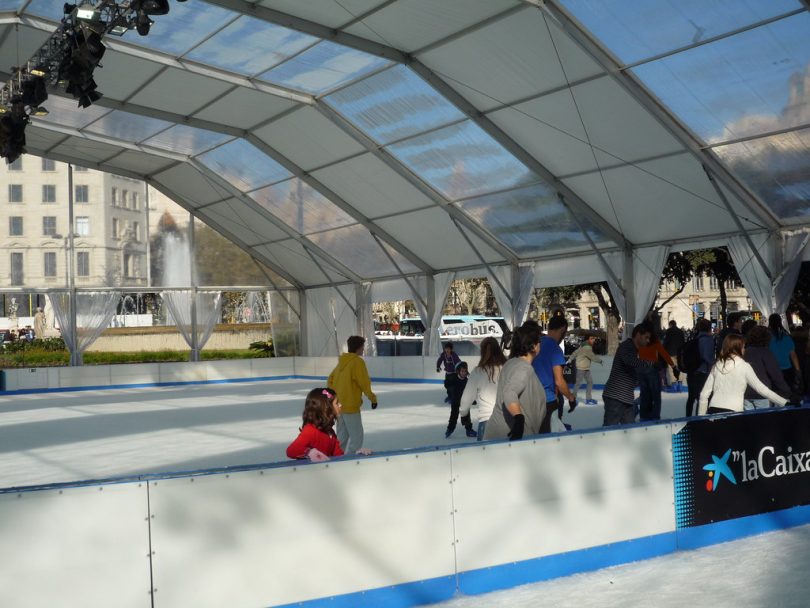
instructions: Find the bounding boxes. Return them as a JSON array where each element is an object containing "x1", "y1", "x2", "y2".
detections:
[
  {"x1": 135, "y1": 11, "x2": 153, "y2": 36},
  {"x1": 133, "y1": 0, "x2": 170, "y2": 15},
  {"x1": 21, "y1": 76, "x2": 49, "y2": 108},
  {"x1": 0, "y1": 103, "x2": 29, "y2": 164},
  {"x1": 58, "y1": 27, "x2": 106, "y2": 107}
]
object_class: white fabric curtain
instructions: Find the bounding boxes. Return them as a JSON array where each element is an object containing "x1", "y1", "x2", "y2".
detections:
[
  {"x1": 357, "y1": 282, "x2": 376, "y2": 357},
  {"x1": 50, "y1": 291, "x2": 119, "y2": 366},
  {"x1": 269, "y1": 290, "x2": 301, "y2": 356},
  {"x1": 427, "y1": 271, "x2": 456, "y2": 357},
  {"x1": 162, "y1": 290, "x2": 222, "y2": 361},
  {"x1": 488, "y1": 264, "x2": 535, "y2": 330},
  {"x1": 774, "y1": 232, "x2": 810, "y2": 317},
  {"x1": 489, "y1": 266, "x2": 514, "y2": 328},
  {"x1": 304, "y1": 285, "x2": 355, "y2": 356},
  {"x1": 728, "y1": 235, "x2": 774, "y2": 317},
  {"x1": 632, "y1": 245, "x2": 670, "y2": 325}
]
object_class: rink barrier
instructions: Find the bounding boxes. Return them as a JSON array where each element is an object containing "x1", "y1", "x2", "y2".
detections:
[
  {"x1": 0, "y1": 355, "x2": 613, "y2": 394},
  {"x1": 2, "y1": 408, "x2": 808, "y2": 606}
]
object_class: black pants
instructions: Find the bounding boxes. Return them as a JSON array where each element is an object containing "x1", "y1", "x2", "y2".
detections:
[
  {"x1": 446, "y1": 402, "x2": 472, "y2": 434},
  {"x1": 539, "y1": 399, "x2": 561, "y2": 434},
  {"x1": 686, "y1": 371, "x2": 709, "y2": 417},
  {"x1": 707, "y1": 406, "x2": 734, "y2": 415}
]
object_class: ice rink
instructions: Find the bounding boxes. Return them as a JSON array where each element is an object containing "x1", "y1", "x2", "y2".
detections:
[
  {"x1": 1, "y1": 377, "x2": 806, "y2": 607},
  {"x1": 428, "y1": 524, "x2": 810, "y2": 608},
  {"x1": 0, "y1": 377, "x2": 695, "y2": 489}
]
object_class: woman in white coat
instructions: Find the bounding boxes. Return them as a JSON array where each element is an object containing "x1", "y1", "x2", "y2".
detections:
[
  {"x1": 699, "y1": 334, "x2": 788, "y2": 415},
  {"x1": 460, "y1": 337, "x2": 507, "y2": 440}
]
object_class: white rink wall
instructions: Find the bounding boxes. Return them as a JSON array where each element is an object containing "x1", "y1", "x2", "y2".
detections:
[
  {"x1": 0, "y1": 422, "x2": 675, "y2": 608},
  {"x1": 1, "y1": 356, "x2": 615, "y2": 392}
]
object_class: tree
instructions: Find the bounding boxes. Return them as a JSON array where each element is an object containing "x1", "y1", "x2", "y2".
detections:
[
  {"x1": 447, "y1": 279, "x2": 492, "y2": 315},
  {"x1": 692, "y1": 247, "x2": 741, "y2": 327}
]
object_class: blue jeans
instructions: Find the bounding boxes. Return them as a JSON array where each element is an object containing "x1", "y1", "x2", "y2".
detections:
[{"x1": 638, "y1": 366, "x2": 661, "y2": 420}]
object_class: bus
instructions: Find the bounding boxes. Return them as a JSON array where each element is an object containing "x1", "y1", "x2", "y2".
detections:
[{"x1": 375, "y1": 315, "x2": 508, "y2": 356}]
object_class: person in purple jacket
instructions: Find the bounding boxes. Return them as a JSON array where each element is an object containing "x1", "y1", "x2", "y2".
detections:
[
  {"x1": 743, "y1": 325, "x2": 792, "y2": 408},
  {"x1": 436, "y1": 342, "x2": 461, "y2": 404}
]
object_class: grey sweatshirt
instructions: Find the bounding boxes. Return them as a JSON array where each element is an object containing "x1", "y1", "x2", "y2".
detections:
[{"x1": 484, "y1": 358, "x2": 547, "y2": 440}]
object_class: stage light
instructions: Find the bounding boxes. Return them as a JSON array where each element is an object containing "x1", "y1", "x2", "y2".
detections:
[
  {"x1": 75, "y1": 3, "x2": 100, "y2": 21},
  {"x1": 21, "y1": 76, "x2": 48, "y2": 108},
  {"x1": 135, "y1": 11, "x2": 152, "y2": 36},
  {"x1": 0, "y1": 102, "x2": 29, "y2": 164},
  {"x1": 133, "y1": 0, "x2": 170, "y2": 15}
]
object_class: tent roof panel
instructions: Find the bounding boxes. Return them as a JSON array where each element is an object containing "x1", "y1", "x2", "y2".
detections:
[
  {"x1": 255, "y1": 240, "x2": 347, "y2": 285},
  {"x1": 418, "y1": 7, "x2": 602, "y2": 112},
  {"x1": 199, "y1": 199, "x2": 291, "y2": 246},
  {"x1": 311, "y1": 153, "x2": 436, "y2": 218},
  {"x1": 127, "y1": 68, "x2": 236, "y2": 117},
  {"x1": 48, "y1": 139, "x2": 125, "y2": 164},
  {"x1": 91, "y1": 51, "x2": 165, "y2": 100},
  {"x1": 153, "y1": 164, "x2": 226, "y2": 206},
  {"x1": 712, "y1": 127, "x2": 810, "y2": 221},
  {"x1": 257, "y1": 0, "x2": 387, "y2": 28},
  {"x1": 0, "y1": 24, "x2": 50, "y2": 70},
  {"x1": 376, "y1": 207, "x2": 504, "y2": 269},
  {"x1": 197, "y1": 140, "x2": 291, "y2": 191},
  {"x1": 249, "y1": 179, "x2": 356, "y2": 235},
  {"x1": 84, "y1": 110, "x2": 174, "y2": 144},
  {"x1": 632, "y1": 12, "x2": 810, "y2": 146},
  {"x1": 324, "y1": 65, "x2": 465, "y2": 145},
  {"x1": 559, "y1": 0, "x2": 802, "y2": 65},
  {"x1": 351, "y1": 0, "x2": 519, "y2": 53},
  {"x1": 253, "y1": 106, "x2": 366, "y2": 171},
  {"x1": 307, "y1": 223, "x2": 420, "y2": 279},
  {"x1": 192, "y1": 87, "x2": 299, "y2": 130},
  {"x1": 103, "y1": 151, "x2": 177, "y2": 176},
  {"x1": 142, "y1": 125, "x2": 232, "y2": 157},
  {"x1": 184, "y1": 15, "x2": 318, "y2": 77}
]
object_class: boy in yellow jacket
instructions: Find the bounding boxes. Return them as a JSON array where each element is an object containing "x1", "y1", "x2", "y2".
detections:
[{"x1": 328, "y1": 335, "x2": 378, "y2": 454}]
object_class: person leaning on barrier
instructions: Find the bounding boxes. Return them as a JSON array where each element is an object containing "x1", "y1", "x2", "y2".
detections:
[{"x1": 483, "y1": 323, "x2": 546, "y2": 441}]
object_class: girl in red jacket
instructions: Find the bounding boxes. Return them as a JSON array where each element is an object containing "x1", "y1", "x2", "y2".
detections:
[{"x1": 286, "y1": 388, "x2": 344, "y2": 461}]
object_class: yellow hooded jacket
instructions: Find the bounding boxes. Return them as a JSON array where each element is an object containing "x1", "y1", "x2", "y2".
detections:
[{"x1": 328, "y1": 352, "x2": 377, "y2": 414}]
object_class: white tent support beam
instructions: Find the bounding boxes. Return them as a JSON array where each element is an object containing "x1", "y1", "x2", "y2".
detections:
[
  {"x1": 297, "y1": 287, "x2": 309, "y2": 356},
  {"x1": 202, "y1": 0, "x2": 408, "y2": 62},
  {"x1": 244, "y1": 135, "x2": 434, "y2": 275},
  {"x1": 623, "y1": 248, "x2": 636, "y2": 329},
  {"x1": 532, "y1": 0, "x2": 781, "y2": 232},
  {"x1": 557, "y1": 194, "x2": 623, "y2": 290},
  {"x1": 409, "y1": 60, "x2": 630, "y2": 249},
  {"x1": 449, "y1": 216, "x2": 512, "y2": 309},
  {"x1": 774, "y1": 232, "x2": 810, "y2": 286},
  {"x1": 187, "y1": 159, "x2": 364, "y2": 283},
  {"x1": 301, "y1": 248, "x2": 357, "y2": 317},
  {"x1": 314, "y1": 101, "x2": 520, "y2": 264},
  {"x1": 702, "y1": 165, "x2": 773, "y2": 282},
  {"x1": 370, "y1": 233, "x2": 429, "y2": 312}
]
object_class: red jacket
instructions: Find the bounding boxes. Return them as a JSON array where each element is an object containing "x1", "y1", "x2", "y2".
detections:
[{"x1": 286, "y1": 424, "x2": 344, "y2": 459}]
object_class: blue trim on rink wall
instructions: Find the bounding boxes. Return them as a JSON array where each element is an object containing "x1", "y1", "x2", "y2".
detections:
[
  {"x1": 457, "y1": 532, "x2": 677, "y2": 596},
  {"x1": 676, "y1": 504, "x2": 810, "y2": 551},
  {"x1": 274, "y1": 575, "x2": 457, "y2": 608}
]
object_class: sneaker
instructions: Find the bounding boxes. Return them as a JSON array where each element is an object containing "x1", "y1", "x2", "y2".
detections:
[
  {"x1": 465, "y1": 428, "x2": 477, "y2": 438},
  {"x1": 586, "y1": 399, "x2": 598, "y2": 405}
]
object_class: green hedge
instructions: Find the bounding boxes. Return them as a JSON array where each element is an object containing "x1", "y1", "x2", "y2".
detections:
[{"x1": 0, "y1": 348, "x2": 268, "y2": 368}]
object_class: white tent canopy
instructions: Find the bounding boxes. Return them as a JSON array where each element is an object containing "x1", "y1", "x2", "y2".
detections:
[{"x1": 1, "y1": 0, "x2": 808, "y2": 354}]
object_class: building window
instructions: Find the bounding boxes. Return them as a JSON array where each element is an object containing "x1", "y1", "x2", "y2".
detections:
[
  {"x1": 42, "y1": 158, "x2": 55, "y2": 171},
  {"x1": 8, "y1": 158, "x2": 22, "y2": 171},
  {"x1": 42, "y1": 216, "x2": 58, "y2": 236},
  {"x1": 9, "y1": 217, "x2": 23, "y2": 236},
  {"x1": 44, "y1": 252, "x2": 57, "y2": 278},
  {"x1": 9, "y1": 184, "x2": 23, "y2": 202},
  {"x1": 131, "y1": 192, "x2": 139, "y2": 211},
  {"x1": 75, "y1": 185, "x2": 89, "y2": 203},
  {"x1": 42, "y1": 184, "x2": 56, "y2": 203},
  {"x1": 133, "y1": 221, "x2": 140, "y2": 242},
  {"x1": 10, "y1": 252, "x2": 23, "y2": 285},
  {"x1": 122, "y1": 190, "x2": 129, "y2": 209},
  {"x1": 709, "y1": 276, "x2": 718, "y2": 290},
  {"x1": 75, "y1": 216, "x2": 90, "y2": 236},
  {"x1": 76, "y1": 252, "x2": 90, "y2": 277},
  {"x1": 111, "y1": 187, "x2": 118, "y2": 206},
  {"x1": 692, "y1": 274, "x2": 704, "y2": 291},
  {"x1": 123, "y1": 253, "x2": 133, "y2": 278},
  {"x1": 112, "y1": 217, "x2": 120, "y2": 239},
  {"x1": 73, "y1": 165, "x2": 87, "y2": 172}
]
